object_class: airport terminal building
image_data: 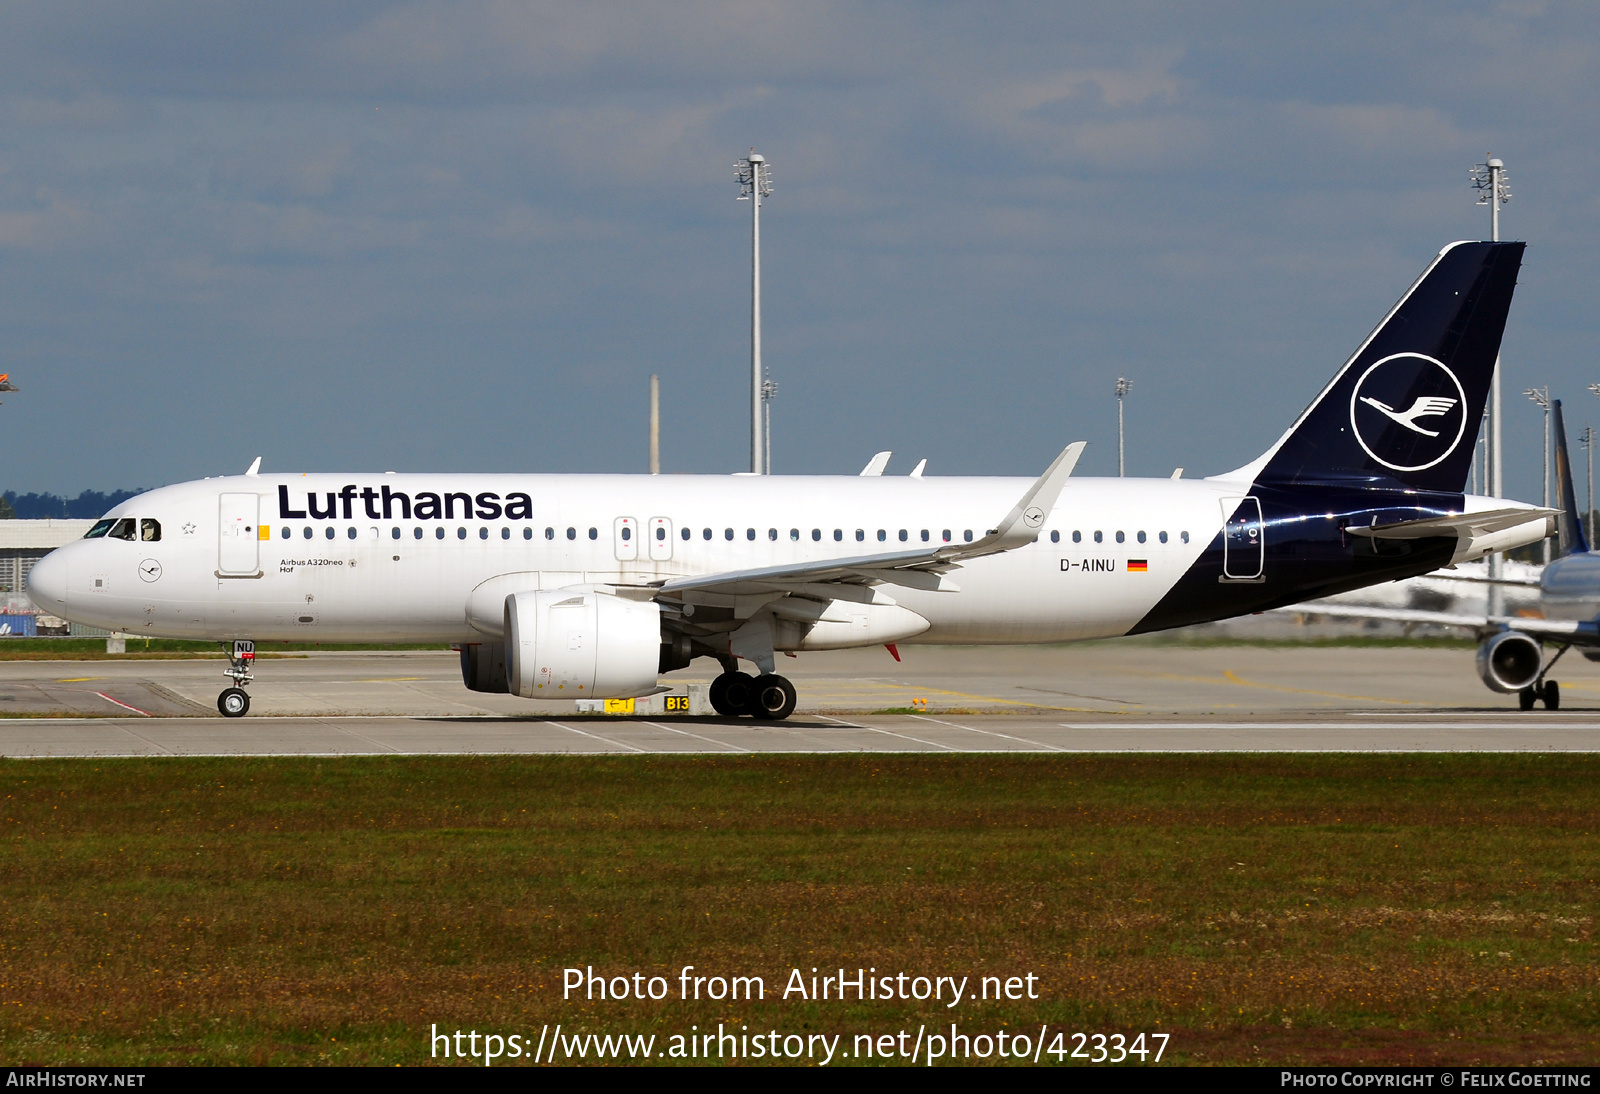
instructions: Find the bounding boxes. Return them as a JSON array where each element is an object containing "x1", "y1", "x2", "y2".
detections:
[{"x1": 0, "y1": 519, "x2": 95, "y2": 634}]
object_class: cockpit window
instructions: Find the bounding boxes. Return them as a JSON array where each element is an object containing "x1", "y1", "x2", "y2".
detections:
[
  {"x1": 140, "y1": 519, "x2": 161, "y2": 542},
  {"x1": 108, "y1": 518, "x2": 137, "y2": 541},
  {"x1": 84, "y1": 519, "x2": 114, "y2": 539}
]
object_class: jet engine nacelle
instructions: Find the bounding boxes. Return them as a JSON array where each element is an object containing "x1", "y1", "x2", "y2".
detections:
[
  {"x1": 1476, "y1": 630, "x2": 1543, "y2": 693},
  {"x1": 505, "y1": 590, "x2": 662, "y2": 699}
]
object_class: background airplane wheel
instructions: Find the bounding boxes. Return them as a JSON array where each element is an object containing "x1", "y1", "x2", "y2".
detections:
[
  {"x1": 751, "y1": 674, "x2": 797, "y2": 720},
  {"x1": 218, "y1": 687, "x2": 250, "y2": 718},
  {"x1": 1544, "y1": 680, "x2": 1560, "y2": 710},
  {"x1": 710, "y1": 672, "x2": 754, "y2": 716},
  {"x1": 1519, "y1": 687, "x2": 1536, "y2": 711}
]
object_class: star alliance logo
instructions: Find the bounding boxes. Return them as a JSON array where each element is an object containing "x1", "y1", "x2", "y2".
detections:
[{"x1": 1349, "y1": 353, "x2": 1468, "y2": 473}]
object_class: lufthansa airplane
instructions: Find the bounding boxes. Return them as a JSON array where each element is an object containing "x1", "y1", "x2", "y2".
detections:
[
  {"x1": 1291, "y1": 396, "x2": 1600, "y2": 711},
  {"x1": 26, "y1": 240, "x2": 1552, "y2": 720}
]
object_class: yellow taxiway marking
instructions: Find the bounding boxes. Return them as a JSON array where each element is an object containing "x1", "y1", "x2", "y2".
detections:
[
  {"x1": 358, "y1": 677, "x2": 424, "y2": 683},
  {"x1": 56, "y1": 677, "x2": 101, "y2": 683},
  {"x1": 873, "y1": 681, "x2": 1134, "y2": 715},
  {"x1": 1222, "y1": 669, "x2": 1416, "y2": 706}
]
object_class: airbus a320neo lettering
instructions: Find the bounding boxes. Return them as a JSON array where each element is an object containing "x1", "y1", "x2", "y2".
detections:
[{"x1": 28, "y1": 241, "x2": 1551, "y2": 719}]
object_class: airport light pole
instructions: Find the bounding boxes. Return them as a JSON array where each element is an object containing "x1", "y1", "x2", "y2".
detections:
[
  {"x1": 761, "y1": 375, "x2": 778, "y2": 475},
  {"x1": 1526, "y1": 386, "x2": 1551, "y2": 564},
  {"x1": 1473, "y1": 156, "x2": 1512, "y2": 604},
  {"x1": 1581, "y1": 425, "x2": 1595, "y2": 545},
  {"x1": 736, "y1": 149, "x2": 774, "y2": 474},
  {"x1": 649, "y1": 374, "x2": 661, "y2": 475},
  {"x1": 1115, "y1": 377, "x2": 1132, "y2": 477}
]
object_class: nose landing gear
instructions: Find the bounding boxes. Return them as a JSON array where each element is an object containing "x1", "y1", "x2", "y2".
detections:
[{"x1": 218, "y1": 639, "x2": 255, "y2": 718}]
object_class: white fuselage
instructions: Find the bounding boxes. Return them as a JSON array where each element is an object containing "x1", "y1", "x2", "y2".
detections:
[{"x1": 29, "y1": 472, "x2": 1238, "y2": 645}]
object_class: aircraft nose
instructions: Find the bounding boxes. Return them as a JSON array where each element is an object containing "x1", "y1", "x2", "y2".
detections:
[{"x1": 25, "y1": 549, "x2": 68, "y2": 610}]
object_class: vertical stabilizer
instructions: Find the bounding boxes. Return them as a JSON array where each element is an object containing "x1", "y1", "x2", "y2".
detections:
[{"x1": 1553, "y1": 399, "x2": 1590, "y2": 557}]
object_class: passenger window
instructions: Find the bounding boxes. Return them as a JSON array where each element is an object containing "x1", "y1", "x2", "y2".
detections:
[
  {"x1": 588, "y1": 528, "x2": 597, "y2": 540},
  {"x1": 1050, "y1": 530, "x2": 1060, "y2": 543},
  {"x1": 1116, "y1": 531, "x2": 1125, "y2": 543},
  {"x1": 84, "y1": 519, "x2": 113, "y2": 539},
  {"x1": 109, "y1": 519, "x2": 136, "y2": 541},
  {"x1": 964, "y1": 530, "x2": 973, "y2": 542},
  {"x1": 480, "y1": 528, "x2": 490, "y2": 540},
  {"x1": 140, "y1": 519, "x2": 161, "y2": 542},
  {"x1": 391, "y1": 527, "x2": 401, "y2": 540},
  {"x1": 370, "y1": 527, "x2": 379, "y2": 539},
  {"x1": 768, "y1": 528, "x2": 777, "y2": 541},
  {"x1": 500, "y1": 527, "x2": 509, "y2": 540},
  {"x1": 458, "y1": 528, "x2": 468, "y2": 540},
  {"x1": 1137, "y1": 531, "x2": 1146, "y2": 544},
  {"x1": 942, "y1": 529, "x2": 951, "y2": 543},
  {"x1": 349, "y1": 527, "x2": 358, "y2": 540},
  {"x1": 1181, "y1": 531, "x2": 1190, "y2": 544},
  {"x1": 855, "y1": 529, "x2": 865, "y2": 542},
  {"x1": 834, "y1": 529, "x2": 843, "y2": 541},
  {"x1": 621, "y1": 526, "x2": 631, "y2": 541},
  {"x1": 702, "y1": 528, "x2": 712, "y2": 540},
  {"x1": 325, "y1": 527, "x2": 336, "y2": 540},
  {"x1": 282, "y1": 527, "x2": 291, "y2": 540},
  {"x1": 524, "y1": 528, "x2": 533, "y2": 540},
  {"x1": 567, "y1": 527, "x2": 577, "y2": 540},
  {"x1": 1093, "y1": 531, "x2": 1103, "y2": 543},
  {"x1": 1073, "y1": 531, "x2": 1081, "y2": 543},
  {"x1": 747, "y1": 528, "x2": 756, "y2": 541},
  {"x1": 790, "y1": 528, "x2": 799, "y2": 541},
  {"x1": 306, "y1": 527, "x2": 315, "y2": 540},
  {"x1": 898, "y1": 529, "x2": 907, "y2": 542},
  {"x1": 877, "y1": 530, "x2": 886, "y2": 541},
  {"x1": 679, "y1": 527, "x2": 690, "y2": 541},
  {"x1": 414, "y1": 528, "x2": 423, "y2": 540},
  {"x1": 812, "y1": 529, "x2": 821, "y2": 541},
  {"x1": 657, "y1": 526, "x2": 667, "y2": 541},
  {"x1": 921, "y1": 530, "x2": 929, "y2": 542},
  {"x1": 1159, "y1": 531, "x2": 1168, "y2": 544},
  {"x1": 436, "y1": 527, "x2": 445, "y2": 540}
]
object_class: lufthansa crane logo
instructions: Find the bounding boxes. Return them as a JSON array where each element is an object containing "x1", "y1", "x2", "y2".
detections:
[{"x1": 1348, "y1": 353, "x2": 1468, "y2": 472}]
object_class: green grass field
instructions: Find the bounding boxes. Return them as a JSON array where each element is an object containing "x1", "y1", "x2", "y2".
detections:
[{"x1": 0, "y1": 754, "x2": 1594, "y2": 1066}]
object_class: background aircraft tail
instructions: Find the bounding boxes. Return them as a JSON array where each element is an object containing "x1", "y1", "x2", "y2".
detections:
[
  {"x1": 1239, "y1": 241, "x2": 1525, "y2": 493},
  {"x1": 1553, "y1": 398, "x2": 1590, "y2": 557}
]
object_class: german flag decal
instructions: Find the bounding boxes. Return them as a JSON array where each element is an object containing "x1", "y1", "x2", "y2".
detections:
[{"x1": 1127, "y1": 559, "x2": 1148, "y2": 572}]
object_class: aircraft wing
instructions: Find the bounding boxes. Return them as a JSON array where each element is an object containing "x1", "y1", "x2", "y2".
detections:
[
  {"x1": 649, "y1": 441, "x2": 1087, "y2": 601},
  {"x1": 1276, "y1": 601, "x2": 1596, "y2": 642}
]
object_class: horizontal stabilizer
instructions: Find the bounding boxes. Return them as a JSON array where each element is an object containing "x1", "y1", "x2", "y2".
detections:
[{"x1": 1346, "y1": 507, "x2": 1556, "y2": 541}]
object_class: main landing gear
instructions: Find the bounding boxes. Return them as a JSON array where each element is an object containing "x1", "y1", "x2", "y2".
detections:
[
  {"x1": 709, "y1": 669, "x2": 798, "y2": 720},
  {"x1": 218, "y1": 639, "x2": 255, "y2": 718},
  {"x1": 1518, "y1": 644, "x2": 1568, "y2": 712}
]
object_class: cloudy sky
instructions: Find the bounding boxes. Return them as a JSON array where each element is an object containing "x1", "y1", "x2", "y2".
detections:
[{"x1": 1, "y1": 2, "x2": 1597, "y2": 501}]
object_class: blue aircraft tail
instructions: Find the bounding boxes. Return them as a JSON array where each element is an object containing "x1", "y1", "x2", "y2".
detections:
[
  {"x1": 1251, "y1": 241, "x2": 1525, "y2": 492},
  {"x1": 1553, "y1": 398, "x2": 1590, "y2": 557}
]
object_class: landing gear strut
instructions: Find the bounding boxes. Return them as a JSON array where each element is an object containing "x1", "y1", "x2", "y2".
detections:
[
  {"x1": 218, "y1": 639, "x2": 255, "y2": 718},
  {"x1": 708, "y1": 669, "x2": 798, "y2": 720},
  {"x1": 1519, "y1": 644, "x2": 1568, "y2": 712}
]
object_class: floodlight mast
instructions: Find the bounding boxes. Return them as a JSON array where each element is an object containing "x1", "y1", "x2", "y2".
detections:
[
  {"x1": 1581, "y1": 424, "x2": 1596, "y2": 547},
  {"x1": 1525, "y1": 386, "x2": 1551, "y2": 564},
  {"x1": 1114, "y1": 377, "x2": 1132, "y2": 476},
  {"x1": 736, "y1": 149, "x2": 774, "y2": 474},
  {"x1": 1472, "y1": 155, "x2": 1512, "y2": 608}
]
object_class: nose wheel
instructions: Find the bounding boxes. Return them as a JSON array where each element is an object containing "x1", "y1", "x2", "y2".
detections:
[
  {"x1": 218, "y1": 639, "x2": 255, "y2": 718},
  {"x1": 709, "y1": 670, "x2": 798, "y2": 720}
]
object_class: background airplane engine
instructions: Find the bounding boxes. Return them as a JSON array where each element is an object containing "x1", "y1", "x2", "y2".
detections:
[
  {"x1": 1476, "y1": 630, "x2": 1543, "y2": 693},
  {"x1": 459, "y1": 642, "x2": 509, "y2": 694},
  {"x1": 504, "y1": 590, "x2": 662, "y2": 699}
]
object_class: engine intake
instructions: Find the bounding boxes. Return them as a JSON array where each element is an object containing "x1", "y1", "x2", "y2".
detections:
[
  {"x1": 1476, "y1": 630, "x2": 1543, "y2": 693},
  {"x1": 505, "y1": 590, "x2": 662, "y2": 699}
]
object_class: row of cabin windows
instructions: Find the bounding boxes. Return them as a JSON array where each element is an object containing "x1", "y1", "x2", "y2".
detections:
[
  {"x1": 270, "y1": 525, "x2": 985, "y2": 543},
  {"x1": 1049, "y1": 529, "x2": 1189, "y2": 545},
  {"x1": 84, "y1": 518, "x2": 160, "y2": 542}
]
